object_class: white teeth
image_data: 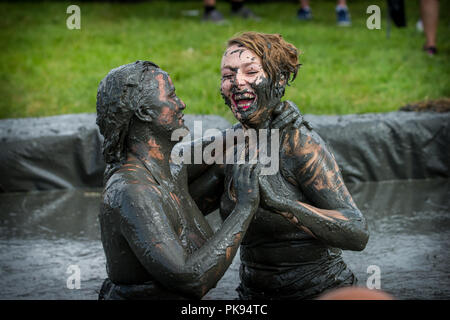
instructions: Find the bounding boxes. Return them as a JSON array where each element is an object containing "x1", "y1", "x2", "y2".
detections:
[{"x1": 234, "y1": 93, "x2": 255, "y2": 101}]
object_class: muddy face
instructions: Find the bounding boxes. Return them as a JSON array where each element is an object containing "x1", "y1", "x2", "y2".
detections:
[
  {"x1": 140, "y1": 70, "x2": 187, "y2": 134},
  {"x1": 220, "y1": 44, "x2": 285, "y2": 127}
]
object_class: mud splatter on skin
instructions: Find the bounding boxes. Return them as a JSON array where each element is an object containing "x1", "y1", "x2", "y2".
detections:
[
  {"x1": 246, "y1": 76, "x2": 285, "y2": 128},
  {"x1": 219, "y1": 38, "x2": 369, "y2": 300},
  {"x1": 223, "y1": 44, "x2": 244, "y2": 57},
  {"x1": 146, "y1": 137, "x2": 164, "y2": 161},
  {"x1": 225, "y1": 232, "x2": 242, "y2": 260},
  {"x1": 286, "y1": 130, "x2": 358, "y2": 209},
  {"x1": 221, "y1": 45, "x2": 286, "y2": 129},
  {"x1": 255, "y1": 125, "x2": 368, "y2": 251}
]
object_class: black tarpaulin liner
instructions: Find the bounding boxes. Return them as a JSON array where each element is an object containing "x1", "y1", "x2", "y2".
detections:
[
  {"x1": 0, "y1": 111, "x2": 449, "y2": 192},
  {"x1": 305, "y1": 111, "x2": 450, "y2": 183},
  {"x1": 0, "y1": 114, "x2": 232, "y2": 192}
]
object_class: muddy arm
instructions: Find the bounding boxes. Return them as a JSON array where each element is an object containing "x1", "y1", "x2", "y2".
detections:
[
  {"x1": 119, "y1": 166, "x2": 259, "y2": 299},
  {"x1": 260, "y1": 127, "x2": 369, "y2": 251}
]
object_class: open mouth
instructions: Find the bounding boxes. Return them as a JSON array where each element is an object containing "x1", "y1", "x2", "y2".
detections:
[{"x1": 232, "y1": 92, "x2": 256, "y2": 111}]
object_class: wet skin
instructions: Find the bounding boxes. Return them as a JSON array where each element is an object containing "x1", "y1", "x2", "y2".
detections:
[
  {"x1": 99, "y1": 68, "x2": 261, "y2": 299},
  {"x1": 193, "y1": 45, "x2": 370, "y2": 299},
  {"x1": 220, "y1": 44, "x2": 284, "y2": 129}
]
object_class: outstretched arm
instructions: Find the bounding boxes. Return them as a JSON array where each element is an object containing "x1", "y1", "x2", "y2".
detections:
[
  {"x1": 119, "y1": 165, "x2": 259, "y2": 299},
  {"x1": 260, "y1": 126, "x2": 369, "y2": 251}
]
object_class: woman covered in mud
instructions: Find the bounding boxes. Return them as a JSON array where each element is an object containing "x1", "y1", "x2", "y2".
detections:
[
  {"x1": 95, "y1": 60, "x2": 298, "y2": 299},
  {"x1": 95, "y1": 61, "x2": 263, "y2": 299},
  {"x1": 204, "y1": 32, "x2": 370, "y2": 299}
]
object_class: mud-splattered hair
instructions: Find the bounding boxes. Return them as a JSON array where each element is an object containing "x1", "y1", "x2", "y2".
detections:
[
  {"x1": 96, "y1": 60, "x2": 159, "y2": 181},
  {"x1": 227, "y1": 31, "x2": 301, "y2": 86}
]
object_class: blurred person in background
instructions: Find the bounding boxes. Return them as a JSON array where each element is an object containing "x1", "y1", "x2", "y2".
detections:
[
  {"x1": 298, "y1": 0, "x2": 351, "y2": 26},
  {"x1": 203, "y1": 0, "x2": 260, "y2": 23},
  {"x1": 420, "y1": 0, "x2": 439, "y2": 56}
]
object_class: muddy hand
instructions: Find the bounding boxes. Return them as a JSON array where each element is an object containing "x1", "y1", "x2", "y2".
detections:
[
  {"x1": 272, "y1": 101, "x2": 304, "y2": 129},
  {"x1": 258, "y1": 175, "x2": 285, "y2": 212},
  {"x1": 233, "y1": 164, "x2": 260, "y2": 209}
]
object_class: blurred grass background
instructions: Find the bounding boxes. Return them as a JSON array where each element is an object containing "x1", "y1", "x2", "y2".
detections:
[{"x1": 0, "y1": 0, "x2": 448, "y2": 122}]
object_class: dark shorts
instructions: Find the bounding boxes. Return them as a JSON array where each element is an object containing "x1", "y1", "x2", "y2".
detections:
[
  {"x1": 98, "y1": 278, "x2": 187, "y2": 300},
  {"x1": 236, "y1": 256, "x2": 357, "y2": 300}
]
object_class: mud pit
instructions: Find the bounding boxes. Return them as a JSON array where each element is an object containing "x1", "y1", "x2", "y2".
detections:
[
  {"x1": 0, "y1": 178, "x2": 448, "y2": 300},
  {"x1": 0, "y1": 111, "x2": 449, "y2": 299}
]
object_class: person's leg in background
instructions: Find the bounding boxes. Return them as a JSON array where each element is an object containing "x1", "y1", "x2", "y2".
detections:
[
  {"x1": 298, "y1": 0, "x2": 351, "y2": 26},
  {"x1": 336, "y1": 0, "x2": 351, "y2": 26},
  {"x1": 298, "y1": 0, "x2": 313, "y2": 21},
  {"x1": 420, "y1": 0, "x2": 439, "y2": 55},
  {"x1": 203, "y1": 0, "x2": 259, "y2": 22},
  {"x1": 230, "y1": 0, "x2": 260, "y2": 20},
  {"x1": 203, "y1": 0, "x2": 225, "y2": 22}
]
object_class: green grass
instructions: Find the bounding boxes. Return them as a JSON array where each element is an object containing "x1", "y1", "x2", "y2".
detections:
[{"x1": 0, "y1": 0, "x2": 449, "y2": 122}]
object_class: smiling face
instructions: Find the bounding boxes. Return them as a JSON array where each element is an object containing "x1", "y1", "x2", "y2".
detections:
[
  {"x1": 220, "y1": 44, "x2": 284, "y2": 127},
  {"x1": 220, "y1": 44, "x2": 265, "y2": 120}
]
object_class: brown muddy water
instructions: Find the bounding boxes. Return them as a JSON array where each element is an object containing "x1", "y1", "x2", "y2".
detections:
[{"x1": 0, "y1": 179, "x2": 449, "y2": 300}]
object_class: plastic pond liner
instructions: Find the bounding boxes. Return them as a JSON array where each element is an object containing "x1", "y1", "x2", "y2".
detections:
[{"x1": 0, "y1": 111, "x2": 448, "y2": 299}]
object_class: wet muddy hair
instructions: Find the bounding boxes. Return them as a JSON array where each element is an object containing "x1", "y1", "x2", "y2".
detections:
[
  {"x1": 227, "y1": 31, "x2": 301, "y2": 86},
  {"x1": 96, "y1": 60, "x2": 159, "y2": 181}
]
